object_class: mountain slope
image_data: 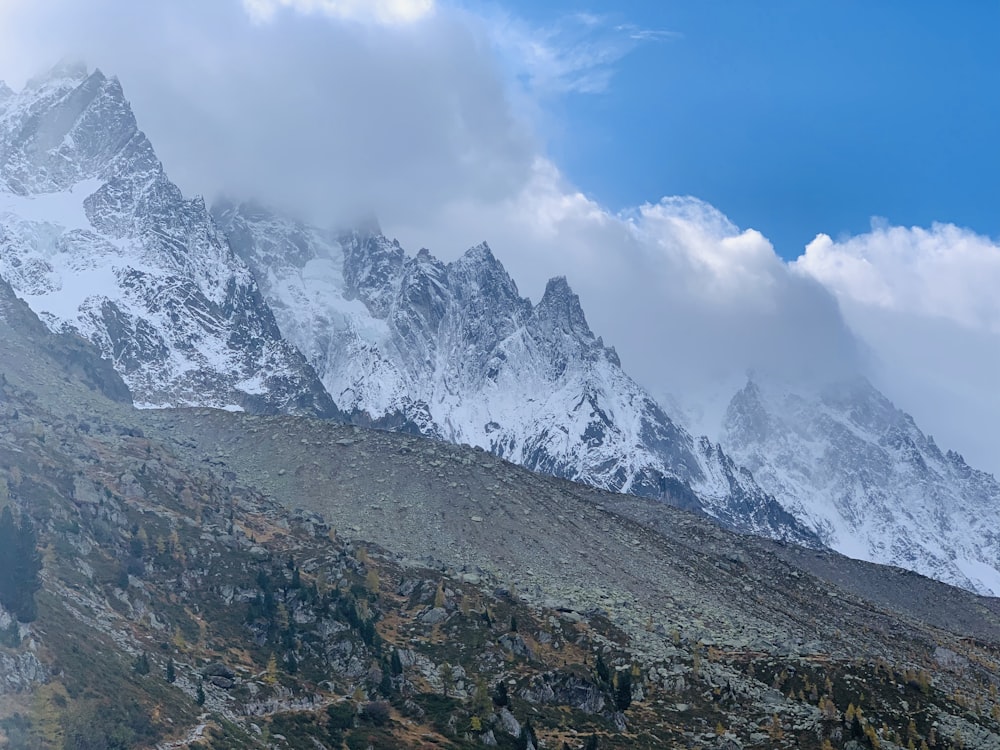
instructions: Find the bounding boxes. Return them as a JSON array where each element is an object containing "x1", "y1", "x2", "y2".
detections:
[
  {"x1": 3, "y1": 160, "x2": 1000, "y2": 750},
  {"x1": 722, "y1": 376, "x2": 1000, "y2": 595},
  {"x1": 0, "y1": 63, "x2": 337, "y2": 417},
  {"x1": 217, "y1": 202, "x2": 817, "y2": 546}
]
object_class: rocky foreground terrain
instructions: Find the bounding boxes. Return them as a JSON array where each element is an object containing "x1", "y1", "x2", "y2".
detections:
[{"x1": 2, "y1": 279, "x2": 1000, "y2": 749}]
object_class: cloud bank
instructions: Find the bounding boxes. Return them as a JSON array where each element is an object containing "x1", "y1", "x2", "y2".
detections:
[
  {"x1": 795, "y1": 225, "x2": 1000, "y2": 473},
  {"x1": 241, "y1": 0, "x2": 435, "y2": 25},
  {"x1": 0, "y1": 0, "x2": 535, "y2": 228}
]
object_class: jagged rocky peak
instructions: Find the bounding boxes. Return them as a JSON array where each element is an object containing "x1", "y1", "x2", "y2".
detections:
[
  {"x1": 723, "y1": 378, "x2": 772, "y2": 446},
  {"x1": 398, "y1": 249, "x2": 447, "y2": 320},
  {"x1": 23, "y1": 58, "x2": 91, "y2": 90},
  {"x1": 0, "y1": 62, "x2": 147, "y2": 196},
  {"x1": 0, "y1": 64, "x2": 339, "y2": 418},
  {"x1": 448, "y1": 242, "x2": 520, "y2": 298},
  {"x1": 446, "y1": 241, "x2": 532, "y2": 330},
  {"x1": 215, "y1": 199, "x2": 323, "y2": 270},
  {"x1": 342, "y1": 232, "x2": 406, "y2": 316},
  {"x1": 718, "y1": 372, "x2": 1000, "y2": 595},
  {"x1": 535, "y1": 275, "x2": 593, "y2": 341}
]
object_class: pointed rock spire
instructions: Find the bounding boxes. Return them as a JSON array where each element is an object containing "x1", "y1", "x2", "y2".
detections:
[{"x1": 535, "y1": 276, "x2": 592, "y2": 339}]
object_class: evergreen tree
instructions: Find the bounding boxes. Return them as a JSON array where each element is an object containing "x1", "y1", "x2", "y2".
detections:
[
  {"x1": 196, "y1": 682, "x2": 206, "y2": 706},
  {"x1": 166, "y1": 657, "x2": 176, "y2": 683},
  {"x1": 379, "y1": 661, "x2": 393, "y2": 697},
  {"x1": 390, "y1": 648, "x2": 404, "y2": 676},
  {"x1": 518, "y1": 719, "x2": 538, "y2": 750},
  {"x1": 472, "y1": 677, "x2": 491, "y2": 718},
  {"x1": 0, "y1": 507, "x2": 14, "y2": 611},
  {"x1": 614, "y1": 669, "x2": 632, "y2": 712},
  {"x1": 133, "y1": 652, "x2": 150, "y2": 675},
  {"x1": 595, "y1": 651, "x2": 611, "y2": 687},
  {"x1": 493, "y1": 681, "x2": 509, "y2": 707}
]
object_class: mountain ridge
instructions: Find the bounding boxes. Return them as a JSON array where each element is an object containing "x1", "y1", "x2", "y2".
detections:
[
  {"x1": 720, "y1": 374, "x2": 1000, "y2": 595},
  {"x1": 218, "y1": 201, "x2": 818, "y2": 547}
]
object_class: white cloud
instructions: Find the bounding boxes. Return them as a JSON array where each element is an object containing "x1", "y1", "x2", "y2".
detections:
[
  {"x1": 794, "y1": 224, "x2": 1000, "y2": 474},
  {"x1": 797, "y1": 223, "x2": 1000, "y2": 334},
  {"x1": 242, "y1": 0, "x2": 434, "y2": 25},
  {"x1": 486, "y1": 11, "x2": 676, "y2": 96},
  {"x1": 0, "y1": 0, "x2": 535, "y2": 227},
  {"x1": 385, "y1": 159, "x2": 862, "y2": 408}
]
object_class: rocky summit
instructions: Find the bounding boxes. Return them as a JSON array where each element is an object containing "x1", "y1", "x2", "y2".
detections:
[{"x1": 0, "y1": 64, "x2": 336, "y2": 417}]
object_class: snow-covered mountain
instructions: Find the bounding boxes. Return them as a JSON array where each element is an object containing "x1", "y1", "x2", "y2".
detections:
[
  {"x1": 216, "y1": 201, "x2": 817, "y2": 545},
  {"x1": 8, "y1": 62, "x2": 1000, "y2": 598},
  {"x1": 0, "y1": 63, "x2": 337, "y2": 416},
  {"x1": 721, "y1": 376, "x2": 1000, "y2": 595}
]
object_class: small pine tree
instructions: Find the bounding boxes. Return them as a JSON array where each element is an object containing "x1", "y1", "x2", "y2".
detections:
[
  {"x1": 166, "y1": 657, "x2": 176, "y2": 683},
  {"x1": 0, "y1": 507, "x2": 42, "y2": 622},
  {"x1": 595, "y1": 652, "x2": 611, "y2": 687},
  {"x1": 390, "y1": 648, "x2": 404, "y2": 676},
  {"x1": 518, "y1": 719, "x2": 538, "y2": 750},
  {"x1": 133, "y1": 652, "x2": 150, "y2": 675},
  {"x1": 614, "y1": 669, "x2": 632, "y2": 712},
  {"x1": 439, "y1": 662, "x2": 454, "y2": 696},
  {"x1": 196, "y1": 682, "x2": 206, "y2": 706},
  {"x1": 172, "y1": 627, "x2": 187, "y2": 651},
  {"x1": 379, "y1": 663, "x2": 393, "y2": 697},
  {"x1": 768, "y1": 714, "x2": 784, "y2": 740},
  {"x1": 493, "y1": 680, "x2": 510, "y2": 707},
  {"x1": 473, "y1": 677, "x2": 491, "y2": 718}
]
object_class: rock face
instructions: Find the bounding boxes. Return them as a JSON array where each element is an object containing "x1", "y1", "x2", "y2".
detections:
[
  {"x1": 722, "y1": 377, "x2": 1000, "y2": 595},
  {"x1": 218, "y1": 203, "x2": 817, "y2": 546},
  {"x1": 0, "y1": 64, "x2": 337, "y2": 416}
]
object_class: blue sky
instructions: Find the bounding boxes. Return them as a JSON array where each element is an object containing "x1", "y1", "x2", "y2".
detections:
[{"x1": 501, "y1": 1, "x2": 1000, "y2": 258}]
